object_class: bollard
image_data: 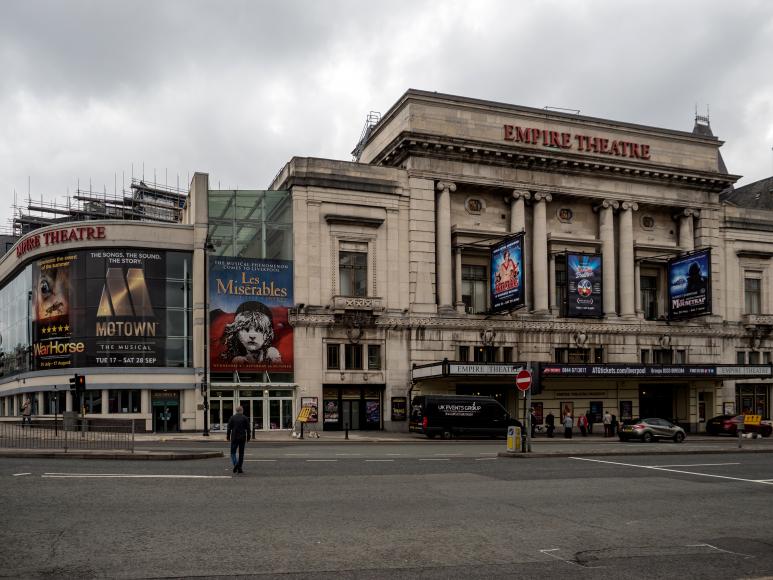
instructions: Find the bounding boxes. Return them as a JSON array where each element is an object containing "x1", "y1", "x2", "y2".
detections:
[{"x1": 345, "y1": 423, "x2": 349, "y2": 440}]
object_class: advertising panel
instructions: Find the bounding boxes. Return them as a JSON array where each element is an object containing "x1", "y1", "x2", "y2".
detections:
[
  {"x1": 209, "y1": 257, "x2": 293, "y2": 372},
  {"x1": 32, "y1": 249, "x2": 169, "y2": 369},
  {"x1": 490, "y1": 233, "x2": 524, "y2": 312},
  {"x1": 668, "y1": 248, "x2": 711, "y2": 319},
  {"x1": 566, "y1": 253, "x2": 603, "y2": 318}
]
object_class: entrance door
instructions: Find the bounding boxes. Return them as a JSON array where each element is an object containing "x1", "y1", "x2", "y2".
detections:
[
  {"x1": 639, "y1": 385, "x2": 674, "y2": 419},
  {"x1": 153, "y1": 404, "x2": 179, "y2": 433},
  {"x1": 341, "y1": 400, "x2": 361, "y2": 430},
  {"x1": 240, "y1": 398, "x2": 264, "y2": 431}
]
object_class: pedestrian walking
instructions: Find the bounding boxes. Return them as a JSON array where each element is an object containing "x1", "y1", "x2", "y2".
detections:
[
  {"x1": 586, "y1": 410, "x2": 594, "y2": 435},
  {"x1": 545, "y1": 411, "x2": 555, "y2": 438},
  {"x1": 227, "y1": 406, "x2": 251, "y2": 474},
  {"x1": 603, "y1": 410, "x2": 612, "y2": 437},
  {"x1": 563, "y1": 413, "x2": 573, "y2": 439},
  {"x1": 529, "y1": 408, "x2": 537, "y2": 438},
  {"x1": 21, "y1": 397, "x2": 32, "y2": 427},
  {"x1": 577, "y1": 412, "x2": 588, "y2": 436},
  {"x1": 611, "y1": 414, "x2": 618, "y2": 438}
]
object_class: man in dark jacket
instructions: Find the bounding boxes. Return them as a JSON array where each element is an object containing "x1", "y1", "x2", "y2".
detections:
[{"x1": 227, "y1": 406, "x2": 251, "y2": 474}]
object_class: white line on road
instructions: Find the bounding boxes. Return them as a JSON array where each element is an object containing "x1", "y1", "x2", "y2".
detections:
[
  {"x1": 335, "y1": 453, "x2": 362, "y2": 456},
  {"x1": 306, "y1": 459, "x2": 337, "y2": 462},
  {"x1": 419, "y1": 458, "x2": 450, "y2": 462},
  {"x1": 365, "y1": 459, "x2": 394, "y2": 462},
  {"x1": 570, "y1": 457, "x2": 773, "y2": 486},
  {"x1": 650, "y1": 463, "x2": 741, "y2": 468},
  {"x1": 42, "y1": 473, "x2": 231, "y2": 479},
  {"x1": 539, "y1": 548, "x2": 604, "y2": 569},
  {"x1": 686, "y1": 543, "x2": 754, "y2": 559},
  {"x1": 284, "y1": 453, "x2": 310, "y2": 457},
  {"x1": 244, "y1": 459, "x2": 276, "y2": 462},
  {"x1": 386, "y1": 453, "x2": 403, "y2": 456},
  {"x1": 475, "y1": 457, "x2": 498, "y2": 461},
  {"x1": 433, "y1": 453, "x2": 463, "y2": 457},
  {"x1": 12, "y1": 473, "x2": 32, "y2": 476}
]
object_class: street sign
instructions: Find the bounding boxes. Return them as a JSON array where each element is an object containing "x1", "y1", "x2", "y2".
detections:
[{"x1": 516, "y1": 369, "x2": 532, "y2": 391}]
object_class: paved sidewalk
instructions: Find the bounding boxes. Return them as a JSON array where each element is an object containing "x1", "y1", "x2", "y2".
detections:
[{"x1": 3, "y1": 430, "x2": 771, "y2": 459}]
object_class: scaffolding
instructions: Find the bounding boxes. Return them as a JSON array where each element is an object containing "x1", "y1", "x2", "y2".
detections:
[{"x1": 9, "y1": 178, "x2": 188, "y2": 239}]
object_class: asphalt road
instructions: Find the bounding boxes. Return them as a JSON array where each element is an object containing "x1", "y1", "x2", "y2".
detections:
[{"x1": 2, "y1": 442, "x2": 773, "y2": 579}]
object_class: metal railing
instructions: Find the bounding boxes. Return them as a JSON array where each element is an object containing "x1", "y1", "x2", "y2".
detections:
[{"x1": 0, "y1": 419, "x2": 135, "y2": 452}]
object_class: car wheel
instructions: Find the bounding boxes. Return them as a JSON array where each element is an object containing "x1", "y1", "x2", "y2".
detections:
[
  {"x1": 442, "y1": 429, "x2": 452, "y2": 440},
  {"x1": 673, "y1": 432, "x2": 685, "y2": 443},
  {"x1": 642, "y1": 432, "x2": 653, "y2": 443}
]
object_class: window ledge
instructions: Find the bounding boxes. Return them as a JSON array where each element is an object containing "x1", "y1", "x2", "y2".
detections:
[{"x1": 742, "y1": 314, "x2": 773, "y2": 326}]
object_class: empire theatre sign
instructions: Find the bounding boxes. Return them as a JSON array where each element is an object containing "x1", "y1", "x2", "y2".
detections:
[
  {"x1": 15, "y1": 226, "x2": 107, "y2": 259},
  {"x1": 503, "y1": 124, "x2": 652, "y2": 160}
]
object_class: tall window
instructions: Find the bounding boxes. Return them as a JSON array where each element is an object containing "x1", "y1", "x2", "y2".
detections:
[
  {"x1": 326, "y1": 344, "x2": 340, "y2": 369},
  {"x1": 745, "y1": 276, "x2": 761, "y2": 314},
  {"x1": 367, "y1": 345, "x2": 382, "y2": 370},
  {"x1": 344, "y1": 344, "x2": 363, "y2": 370},
  {"x1": 641, "y1": 275, "x2": 658, "y2": 320},
  {"x1": 473, "y1": 346, "x2": 496, "y2": 362},
  {"x1": 339, "y1": 250, "x2": 368, "y2": 297},
  {"x1": 462, "y1": 265, "x2": 487, "y2": 314}
]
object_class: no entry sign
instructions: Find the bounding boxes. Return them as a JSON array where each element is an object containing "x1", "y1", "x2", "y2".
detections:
[{"x1": 516, "y1": 369, "x2": 532, "y2": 391}]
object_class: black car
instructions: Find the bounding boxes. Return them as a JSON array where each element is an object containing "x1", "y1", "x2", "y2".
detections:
[{"x1": 618, "y1": 417, "x2": 686, "y2": 443}]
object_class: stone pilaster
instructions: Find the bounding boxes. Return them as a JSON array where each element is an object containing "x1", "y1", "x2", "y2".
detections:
[
  {"x1": 435, "y1": 181, "x2": 455, "y2": 311},
  {"x1": 532, "y1": 192, "x2": 552, "y2": 313},
  {"x1": 548, "y1": 253, "x2": 557, "y2": 313},
  {"x1": 634, "y1": 259, "x2": 642, "y2": 317},
  {"x1": 598, "y1": 200, "x2": 618, "y2": 316},
  {"x1": 619, "y1": 201, "x2": 639, "y2": 317}
]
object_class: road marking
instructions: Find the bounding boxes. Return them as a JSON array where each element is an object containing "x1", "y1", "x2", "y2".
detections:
[
  {"x1": 306, "y1": 459, "x2": 337, "y2": 462},
  {"x1": 475, "y1": 457, "x2": 498, "y2": 461},
  {"x1": 570, "y1": 457, "x2": 773, "y2": 486},
  {"x1": 386, "y1": 453, "x2": 403, "y2": 456},
  {"x1": 42, "y1": 473, "x2": 231, "y2": 479},
  {"x1": 650, "y1": 462, "x2": 741, "y2": 468},
  {"x1": 12, "y1": 473, "x2": 32, "y2": 477},
  {"x1": 365, "y1": 459, "x2": 394, "y2": 462},
  {"x1": 539, "y1": 548, "x2": 604, "y2": 569},
  {"x1": 244, "y1": 459, "x2": 276, "y2": 462},
  {"x1": 434, "y1": 453, "x2": 463, "y2": 457},
  {"x1": 686, "y1": 543, "x2": 754, "y2": 559},
  {"x1": 419, "y1": 458, "x2": 450, "y2": 462},
  {"x1": 285, "y1": 453, "x2": 310, "y2": 457},
  {"x1": 335, "y1": 453, "x2": 361, "y2": 456},
  {"x1": 479, "y1": 452, "x2": 498, "y2": 456}
]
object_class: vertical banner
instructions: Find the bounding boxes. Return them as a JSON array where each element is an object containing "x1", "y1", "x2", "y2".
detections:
[
  {"x1": 566, "y1": 253, "x2": 603, "y2": 317},
  {"x1": 667, "y1": 248, "x2": 712, "y2": 319},
  {"x1": 490, "y1": 233, "x2": 525, "y2": 312},
  {"x1": 32, "y1": 253, "x2": 79, "y2": 370},
  {"x1": 209, "y1": 257, "x2": 293, "y2": 372}
]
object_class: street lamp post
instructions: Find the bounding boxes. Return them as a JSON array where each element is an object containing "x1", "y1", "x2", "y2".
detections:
[{"x1": 202, "y1": 237, "x2": 214, "y2": 436}]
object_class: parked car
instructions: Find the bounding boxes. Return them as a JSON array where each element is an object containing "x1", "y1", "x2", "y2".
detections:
[
  {"x1": 705, "y1": 414, "x2": 773, "y2": 437},
  {"x1": 618, "y1": 418, "x2": 686, "y2": 443},
  {"x1": 409, "y1": 395, "x2": 521, "y2": 439}
]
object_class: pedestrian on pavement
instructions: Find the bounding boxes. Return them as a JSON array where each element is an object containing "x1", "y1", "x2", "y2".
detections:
[
  {"x1": 227, "y1": 406, "x2": 251, "y2": 474},
  {"x1": 586, "y1": 410, "x2": 594, "y2": 435},
  {"x1": 603, "y1": 410, "x2": 612, "y2": 437},
  {"x1": 563, "y1": 413, "x2": 573, "y2": 439},
  {"x1": 545, "y1": 411, "x2": 555, "y2": 438},
  {"x1": 529, "y1": 408, "x2": 537, "y2": 438},
  {"x1": 577, "y1": 412, "x2": 588, "y2": 436},
  {"x1": 21, "y1": 397, "x2": 32, "y2": 427},
  {"x1": 611, "y1": 414, "x2": 618, "y2": 438}
]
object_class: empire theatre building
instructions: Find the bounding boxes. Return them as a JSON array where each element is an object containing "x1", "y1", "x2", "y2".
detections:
[{"x1": 2, "y1": 90, "x2": 772, "y2": 434}]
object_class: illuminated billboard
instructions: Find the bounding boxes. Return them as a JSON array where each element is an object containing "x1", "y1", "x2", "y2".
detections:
[
  {"x1": 566, "y1": 252, "x2": 603, "y2": 318},
  {"x1": 668, "y1": 248, "x2": 712, "y2": 319},
  {"x1": 31, "y1": 249, "x2": 179, "y2": 369},
  {"x1": 209, "y1": 257, "x2": 293, "y2": 372},
  {"x1": 490, "y1": 233, "x2": 525, "y2": 313}
]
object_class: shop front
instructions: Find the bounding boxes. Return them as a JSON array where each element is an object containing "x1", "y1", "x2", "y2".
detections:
[
  {"x1": 151, "y1": 390, "x2": 180, "y2": 433},
  {"x1": 208, "y1": 385, "x2": 295, "y2": 432},
  {"x1": 322, "y1": 384, "x2": 384, "y2": 430}
]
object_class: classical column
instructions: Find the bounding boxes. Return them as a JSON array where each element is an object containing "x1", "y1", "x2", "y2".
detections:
[
  {"x1": 619, "y1": 201, "x2": 638, "y2": 317},
  {"x1": 678, "y1": 208, "x2": 699, "y2": 252},
  {"x1": 435, "y1": 181, "x2": 455, "y2": 311},
  {"x1": 454, "y1": 247, "x2": 465, "y2": 313},
  {"x1": 510, "y1": 189, "x2": 530, "y2": 233},
  {"x1": 598, "y1": 200, "x2": 618, "y2": 316},
  {"x1": 531, "y1": 192, "x2": 552, "y2": 313}
]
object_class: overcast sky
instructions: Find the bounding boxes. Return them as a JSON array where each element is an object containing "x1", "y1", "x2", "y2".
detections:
[{"x1": 2, "y1": 0, "x2": 772, "y2": 231}]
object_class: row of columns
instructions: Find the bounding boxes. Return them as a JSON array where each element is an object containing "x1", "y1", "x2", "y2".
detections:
[{"x1": 435, "y1": 181, "x2": 700, "y2": 317}]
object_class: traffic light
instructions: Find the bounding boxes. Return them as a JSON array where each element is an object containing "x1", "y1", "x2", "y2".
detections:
[
  {"x1": 69, "y1": 374, "x2": 86, "y2": 396},
  {"x1": 69, "y1": 373, "x2": 79, "y2": 392}
]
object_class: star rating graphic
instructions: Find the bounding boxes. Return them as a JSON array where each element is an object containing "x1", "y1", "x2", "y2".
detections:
[{"x1": 41, "y1": 324, "x2": 70, "y2": 335}]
